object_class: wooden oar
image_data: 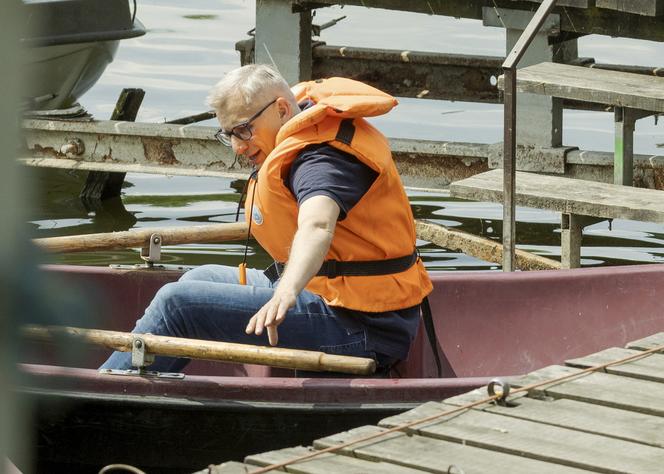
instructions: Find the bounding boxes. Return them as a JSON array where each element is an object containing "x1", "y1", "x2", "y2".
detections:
[
  {"x1": 21, "y1": 325, "x2": 376, "y2": 375},
  {"x1": 415, "y1": 220, "x2": 560, "y2": 270},
  {"x1": 33, "y1": 219, "x2": 558, "y2": 270},
  {"x1": 33, "y1": 222, "x2": 249, "y2": 253}
]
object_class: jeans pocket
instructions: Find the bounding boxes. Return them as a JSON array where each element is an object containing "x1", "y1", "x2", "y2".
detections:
[{"x1": 320, "y1": 333, "x2": 373, "y2": 358}]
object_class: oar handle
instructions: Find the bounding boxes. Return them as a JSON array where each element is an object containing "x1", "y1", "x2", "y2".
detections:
[{"x1": 22, "y1": 325, "x2": 376, "y2": 375}]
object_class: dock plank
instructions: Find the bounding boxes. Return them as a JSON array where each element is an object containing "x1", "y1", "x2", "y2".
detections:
[
  {"x1": 512, "y1": 365, "x2": 664, "y2": 416},
  {"x1": 596, "y1": 0, "x2": 664, "y2": 16},
  {"x1": 246, "y1": 445, "x2": 422, "y2": 474},
  {"x1": 374, "y1": 407, "x2": 664, "y2": 473},
  {"x1": 498, "y1": 62, "x2": 664, "y2": 112},
  {"x1": 627, "y1": 332, "x2": 664, "y2": 351},
  {"x1": 386, "y1": 392, "x2": 664, "y2": 449},
  {"x1": 449, "y1": 169, "x2": 664, "y2": 223},
  {"x1": 314, "y1": 425, "x2": 590, "y2": 474},
  {"x1": 566, "y1": 347, "x2": 664, "y2": 383}
]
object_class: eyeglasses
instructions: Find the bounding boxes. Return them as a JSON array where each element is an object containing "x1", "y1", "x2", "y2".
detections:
[{"x1": 214, "y1": 98, "x2": 278, "y2": 147}]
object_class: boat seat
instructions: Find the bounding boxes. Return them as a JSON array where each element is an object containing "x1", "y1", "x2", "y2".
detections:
[
  {"x1": 450, "y1": 169, "x2": 664, "y2": 268},
  {"x1": 498, "y1": 61, "x2": 664, "y2": 186}
]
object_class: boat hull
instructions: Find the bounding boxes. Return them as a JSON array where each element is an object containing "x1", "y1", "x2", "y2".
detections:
[
  {"x1": 22, "y1": 0, "x2": 146, "y2": 110},
  {"x1": 17, "y1": 263, "x2": 664, "y2": 472}
]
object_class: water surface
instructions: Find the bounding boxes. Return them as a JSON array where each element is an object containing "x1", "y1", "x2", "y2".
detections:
[{"x1": 28, "y1": 1, "x2": 664, "y2": 270}]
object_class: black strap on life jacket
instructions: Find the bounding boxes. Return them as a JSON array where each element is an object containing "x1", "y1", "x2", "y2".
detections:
[
  {"x1": 420, "y1": 296, "x2": 443, "y2": 378},
  {"x1": 263, "y1": 250, "x2": 418, "y2": 283},
  {"x1": 335, "y1": 118, "x2": 356, "y2": 145}
]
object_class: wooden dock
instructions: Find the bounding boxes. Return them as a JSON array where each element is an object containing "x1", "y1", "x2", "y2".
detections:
[{"x1": 205, "y1": 332, "x2": 664, "y2": 473}]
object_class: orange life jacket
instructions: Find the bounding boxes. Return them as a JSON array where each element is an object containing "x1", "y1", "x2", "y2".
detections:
[{"x1": 246, "y1": 77, "x2": 432, "y2": 312}]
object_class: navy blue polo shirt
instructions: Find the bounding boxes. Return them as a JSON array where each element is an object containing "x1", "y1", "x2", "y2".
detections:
[{"x1": 285, "y1": 143, "x2": 421, "y2": 363}]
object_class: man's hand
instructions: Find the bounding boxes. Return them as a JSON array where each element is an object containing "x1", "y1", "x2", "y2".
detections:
[
  {"x1": 246, "y1": 288, "x2": 296, "y2": 346},
  {"x1": 246, "y1": 195, "x2": 340, "y2": 346}
]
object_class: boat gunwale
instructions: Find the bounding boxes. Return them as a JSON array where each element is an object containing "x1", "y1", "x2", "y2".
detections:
[{"x1": 21, "y1": 18, "x2": 146, "y2": 48}]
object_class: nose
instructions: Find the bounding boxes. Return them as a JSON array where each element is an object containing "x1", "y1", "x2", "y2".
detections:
[{"x1": 231, "y1": 135, "x2": 249, "y2": 155}]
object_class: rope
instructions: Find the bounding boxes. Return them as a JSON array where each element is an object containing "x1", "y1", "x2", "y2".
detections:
[{"x1": 248, "y1": 341, "x2": 664, "y2": 473}]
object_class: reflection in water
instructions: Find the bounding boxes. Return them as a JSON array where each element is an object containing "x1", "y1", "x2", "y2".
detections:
[{"x1": 28, "y1": 169, "x2": 137, "y2": 237}]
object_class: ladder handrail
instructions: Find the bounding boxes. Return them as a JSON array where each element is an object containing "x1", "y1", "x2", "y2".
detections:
[{"x1": 501, "y1": 0, "x2": 558, "y2": 271}]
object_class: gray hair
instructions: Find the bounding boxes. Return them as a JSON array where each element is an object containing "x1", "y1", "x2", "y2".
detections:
[{"x1": 207, "y1": 64, "x2": 297, "y2": 116}]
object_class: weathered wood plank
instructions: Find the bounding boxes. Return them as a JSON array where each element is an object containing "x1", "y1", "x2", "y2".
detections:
[
  {"x1": 514, "y1": 0, "x2": 589, "y2": 8},
  {"x1": 566, "y1": 347, "x2": 664, "y2": 383},
  {"x1": 421, "y1": 389, "x2": 664, "y2": 448},
  {"x1": 449, "y1": 169, "x2": 664, "y2": 223},
  {"x1": 497, "y1": 62, "x2": 664, "y2": 113},
  {"x1": 375, "y1": 406, "x2": 664, "y2": 473},
  {"x1": 515, "y1": 0, "x2": 590, "y2": 8},
  {"x1": 314, "y1": 425, "x2": 590, "y2": 474},
  {"x1": 246, "y1": 445, "x2": 422, "y2": 473},
  {"x1": 511, "y1": 364, "x2": 664, "y2": 416},
  {"x1": 627, "y1": 332, "x2": 664, "y2": 351},
  {"x1": 596, "y1": 0, "x2": 664, "y2": 16},
  {"x1": 295, "y1": 0, "x2": 664, "y2": 42}
]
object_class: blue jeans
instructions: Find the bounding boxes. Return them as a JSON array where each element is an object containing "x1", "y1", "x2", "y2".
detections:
[{"x1": 101, "y1": 264, "x2": 390, "y2": 373}]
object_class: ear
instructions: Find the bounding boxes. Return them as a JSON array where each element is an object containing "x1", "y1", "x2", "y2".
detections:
[{"x1": 276, "y1": 97, "x2": 292, "y2": 123}]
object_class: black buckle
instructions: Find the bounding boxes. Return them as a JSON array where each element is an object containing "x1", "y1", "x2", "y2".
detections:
[{"x1": 263, "y1": 262, "x2": 281, "y2": 284}]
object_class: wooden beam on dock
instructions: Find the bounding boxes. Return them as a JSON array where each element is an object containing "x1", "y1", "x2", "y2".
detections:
[
  {"x1": 312, "y1": 45, "x2": 500, "y2": 103},
  {"x1": 294, "y1": 1, "x2": 664, "y2": 41},
  {"x1": 79, "y1": 88, "x2": 145, "y2": 201}
]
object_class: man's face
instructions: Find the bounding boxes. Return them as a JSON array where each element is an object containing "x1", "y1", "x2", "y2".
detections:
[{"x1": 218, "y1": 96, "x2": 289, "y2": 168}]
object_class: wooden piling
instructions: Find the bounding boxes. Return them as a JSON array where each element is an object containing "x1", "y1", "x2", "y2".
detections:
[{"x1": 79, "y1": 88, "x2": 145, "y2": 201}]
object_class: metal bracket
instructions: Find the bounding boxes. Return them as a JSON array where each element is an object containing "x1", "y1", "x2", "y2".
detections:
[
  {"x1": 109, "y1": 263, "x2": 196, "y2": 272},
  {"x1": 130, "y1": 336, "x2": 155, "y2": 372},
  {"x1": 140, "y1": 233, "x2": 162, "y2": 267},
  {"x1": 99, "y1": 368, "x2": 185, "y2": 379},
  {"x1": 97, "y1": 336, "x2": 186, "y2": 379},
  {"x1": 561, "y1": 213, "x2": 605, "y2": 231}
]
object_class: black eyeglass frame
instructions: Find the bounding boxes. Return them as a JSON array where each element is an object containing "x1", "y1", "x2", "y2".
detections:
[{"x1": 214, "y1": 98, "x2": 278, "y2": 146}]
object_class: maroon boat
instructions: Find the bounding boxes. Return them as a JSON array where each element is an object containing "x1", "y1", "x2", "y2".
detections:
[{"x1": 19, "y1": 263, "x2": 664, "y2": 473}]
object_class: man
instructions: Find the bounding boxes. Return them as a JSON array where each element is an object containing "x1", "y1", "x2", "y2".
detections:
[{"x1": 101, "y1": 65, "x2": 432, "y2": 374}]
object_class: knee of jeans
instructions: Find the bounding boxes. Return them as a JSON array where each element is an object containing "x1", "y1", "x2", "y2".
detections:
[
  {"x1": 149, "y1": 282, "x2": 190, "y2": 320},
  {"x1": 179, "y1": 264, "x2": 237, "y2": 283},
  {"x1": 179, "y1": 264, "x2": 217, "y2": 282},
  {"x1": 139, "y1": 282, "x2": 188, "y2": 334}
]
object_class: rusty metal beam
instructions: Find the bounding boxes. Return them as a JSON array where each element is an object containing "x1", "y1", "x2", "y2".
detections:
[
  {"x1": 20, "y1": 119, "x2": 490, "y2": 188},
  {"x1": 20, "y1": 119, "x2": 664, "y2": 190}
]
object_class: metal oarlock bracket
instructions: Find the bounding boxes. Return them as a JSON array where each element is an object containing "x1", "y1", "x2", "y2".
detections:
[
  {"x1": 140, "y1": 233, "x2": 162, "y2": 267},
  {"x1": 98, "y1": 336, "x2": 184, "y2": 379},
  {"x1": 99, "y1": 368, "x2": 184, "y2": 379},
  {"x1": 131, "y1": 336, "x2": 154, "y2": 372}
]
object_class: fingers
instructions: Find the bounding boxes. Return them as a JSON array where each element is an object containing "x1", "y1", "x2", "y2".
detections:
[
  {"x1": 246, "y1": 293, "x2": 294, "y2": 345},
  {"x1": 267, "y1": 325, "x2": 278, "y2": 346},
  {"x1": 245, "y1": 314, "x2": 258, "y2": 334}
]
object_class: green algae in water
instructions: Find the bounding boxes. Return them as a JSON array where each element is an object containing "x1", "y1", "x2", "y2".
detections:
[{"x1": 183, "y1": 14, "x2": 218, "y2": 20}]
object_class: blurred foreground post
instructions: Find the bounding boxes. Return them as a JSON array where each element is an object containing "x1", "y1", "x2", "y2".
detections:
[{"x1": 1, "y1": 1, "x2": 29, "y2": 473}]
